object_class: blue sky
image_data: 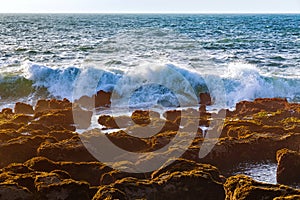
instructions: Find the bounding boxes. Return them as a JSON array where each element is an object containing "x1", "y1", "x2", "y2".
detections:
[{"x1": 0, "y1": 0, "x2": 299, "y2": 13}]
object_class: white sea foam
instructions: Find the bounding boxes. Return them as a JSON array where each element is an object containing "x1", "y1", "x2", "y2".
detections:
[{"x1": 3, "y1": 61, "x2": 296, "y2": 109}]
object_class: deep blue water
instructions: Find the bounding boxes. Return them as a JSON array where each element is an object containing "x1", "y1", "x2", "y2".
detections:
[{"x1": 0, "y1": 14, "x2": 299, "y2": 108}]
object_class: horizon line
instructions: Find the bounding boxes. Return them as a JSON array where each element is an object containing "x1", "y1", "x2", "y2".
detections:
[{"x1": 0, "y1": 11, "x2": 299, "y2": 14}]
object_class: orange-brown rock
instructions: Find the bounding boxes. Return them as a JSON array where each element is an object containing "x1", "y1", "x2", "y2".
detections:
[
  {"x1": 0, "y1": 135, "x2": 56, "y2": 168},
  {"x1": 224, "y1": 175, "x2": 300, "y2": 200},
  {"x1": 163, "y1": 110, "x2": 181, "y2": 122},
  {"x1": 199, "y1": 132, "x2": 300, "y2": 170},
  {"x1": 35, "y1": 98, "x2": 72, "y2": 114},
  {"x1": 37, "y1": 136, "x2": 97, "y2": 162},
  {"x1": 98, "y1": 115, "x2": 132, "y2": 129},
  {"x1": 1, "y1": 108, "x2": 13, "y2": 115},
  {"x1": 34, "y1": 172, "x2": 90, "y2": 200},
  {"x1": 232, "y1": 98, "x2": 290, "y2": 117},
  {"x1": 0, "y1": 183, "x2": 34, "y2": 200},
  {"x1": 47, "y1": 130, "x2": 77, "y2": 141},
  {"x1": 131, "y1": 110, "x2": 160, "y2": 125},
  {"x1": 107, "y1": 131, "x2": 149, "y2": 152},
  {"x1": 200, "y1": 92, "x2": 212, "y2": 105},
  {"x1": 95, "y1": 90, "x2": 112, "y2": 108},
  {"x1": 274, "y1": 195, "x2": 300, "y2": 200},
  {"x1": 276, "y1": 149, "x2": 300, "y2": 185},
  {"x1": 24, "y1": 157, "x2": 112, "y2": 186},
  {"x1": 94, "y1": 161, "x2": 225, "y2": 200},
  {"x1": 14, "y1": 102, "x2": 34, "y2": 115}
]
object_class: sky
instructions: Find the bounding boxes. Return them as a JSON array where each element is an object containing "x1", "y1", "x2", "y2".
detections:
[{"x1": 0, "y1": 0, "x2": 299, "y2": 13}]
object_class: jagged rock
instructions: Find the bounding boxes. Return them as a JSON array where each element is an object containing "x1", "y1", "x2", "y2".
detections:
[
  {"x1": 163, "y1": 110, "x2": 181, "y2": 122},
  {"x1": 0, "y1": 130, "x2": 21, "y2": 142},
  {"x1": 94, "y1": 164, "x2": 225, "y2": 200},
  {"x1": 224, "y1": 175, "x2": 300, "y2": 200},
  {"x1": 1, "y1": 108, "x2": 13, "y2": 115},
  {"x1": 24, "y1": 157, "x2": 111, "y2": 186},
  {"x1": 35, "y1": 100, "x2": 49, "y2": 113},
  {"x1": 35, "y1": 99, "x2": 72, "y2": 114},
  {"x1": 0, "y1": 122, "x2": 23, "y2": 130},
  {"x1": 24, "y1": 157, "x2": 58, "y2": 172},
  {"x1": 276, "y1": 149, "x2": 300, "y2": 185},
  {"x1": 98, "y1": 115, "x2": 132, "y2": 129},
  {"x1": 274, "y1": 195, "x2": 300, "y2": 200},
  {"x1": 14, "y1": 102, "x2": 34, "y2": 115},
  {"x1": 34, "y1": 106, "x2": 91, "y2": 130},
  {"x1": 94, "y1": 90, "x2": 112, "y2": 108},
  {"x1": 76, "y1": 90, "x2": 112, "y2": 109},
  {"x1": 200, "y1": 132, "x2": 300, "y2": 170},
  {"x1": 18, "y1": 122, "x2": 51, "y2": 135},
  {"x1": 0, "y1": 183, "x2": 34, "y2": 200},
  {"x1": 1, "y1": 163, "x2": 33, "y2": 174},
  {"x1": 151, "y1": 158, "x2": 223, "y2": 181},
  {"x1": 60, "y1": 162, "x2": 111, "y2": 186},
  {"x1": 107, "y1": 131, "x2": 149, "y2": 152},
  {"x1": 232, "y1": 98, "x2": 289, "y2": 117},
  {"x1": 37, "y1": 136, "x2": 97, "y2": 162},
  {"x1": 11, "y1": 114, "x2": 33, "y2": 124},
  {"x1": 35, "y1": 172, "x2": 90, "y2": 200},
  {"x1": 0, "y1": 135, "x2": 56, "y2": 167},
  {"x1": 131, "y1": 110, "x2": 160, "y2": 125},
  {"x1": 47, "y1": 130, "x2": 77, "y2": 141},
  {"x1": 200, "y1": 92, "x2": 212, "y2": 105}
]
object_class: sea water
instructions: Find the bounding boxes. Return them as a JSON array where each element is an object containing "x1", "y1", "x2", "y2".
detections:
[{"x1": 0, "y1": 14, "x2": 299, "y2": 109}]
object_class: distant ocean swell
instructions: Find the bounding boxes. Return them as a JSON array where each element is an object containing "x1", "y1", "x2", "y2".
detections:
[{"x1": 0, "y1": 62, "x2": 299, "y2": 109}]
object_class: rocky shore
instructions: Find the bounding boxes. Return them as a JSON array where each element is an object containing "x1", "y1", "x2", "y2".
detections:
[{"x1": 0, "y1": 92, "x2": 299, "y2": 199}]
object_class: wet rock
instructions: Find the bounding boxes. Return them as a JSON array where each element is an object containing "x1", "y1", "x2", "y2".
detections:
[
  {"x1": 35, "y1": 172, "x2": 90, "y2": 200},
  {"x1": 11, "y1": 115, "x2": 32, "y2": 124},
  {"x1": 24, "y1": 156, "x2": 111, "y2": 186},
  {"x1": 163, "y1": 110, "x2": 181, "y2": 122},
  {"x1": 131, "y1": 110, "x2": 160, "y2": 125},
  {"x1": 151, "y1": 158, "x2": 223, "y2": 181},
  {"x1": 34, "y1": 105, "x2": 91, "y2": 130},
  {"x1": 24, "y1": 156, "x2": 58, "y2": 172},
  {"x1": 200, "y1": 132, "x2": 300, "y2": 170},
  {"x1": 14, "y1": 102, "x2": 34, "y2": 115},
  {"x1": 0, "y1": 130, "x2": 21, "y2": 142},
  {"x1": 47, "y1": 130, "x2": 77, "y2": 141},
  {"x1": 0, "y1": 122, "x2": 23, "y2": 130},
  {"x1": 18, "y1": 122, "x2": 51, "y2": 135},
  {"x1": 274, "y1": 195, "x2": 300, "y2": 200},
  {"x1": 0, "y1": 135, "x2": 56, "y2": 167},
  {"x1": 49, "y1": 98, "x2": 72, "y2": 110},
  {"x1": 107, "y1": 131, "x2": 149, "y2": 152},
  {"x1": 37, "y1": 136, "x2": 97, "y2": 162},
  {"x1": 200, "y1": 92, "x2": 212, "y2": 105},
  {"x1": 99, "y1": 163, "x2": 148, "y2": 186},
  {"x1": 1, "y1": 108, "x2": 13, "y2": 115},
  {"x1": 1, "y1": 163, "x2": 33, "y2": 174},
  {"x1": 72, "y1": 105, "x2": 93, "y2": 129},
  {"x1": 94, "y1": 90, "x2": 111, "y2": 108},
  {"x1": 35, "y1": 99, "x2": 72, "y2": 114},
  {"x1": 35, "y1": 100, "x2": 49, "y2": 113},
  {"x1": 276, "y1": 148, "x2": 300, "y2": 185},
  {"x1": 60, "y1": 162, "x2": 111, "y2": 186},
  {"x1": 94, "y1": 164, "x2": 225, "y2": 200},
  {"x1": 75, "y1": 95, "x2": 94, "y2": 110},
  {"x1": 98, "y1": 115, "x2": 132, "y2": 129},
  {"x1": 224, "y1": 175, "x2": 300, "y2": 200},
  {"x1": 232, "y1": 98, "x2": 289, "y2": 117},
  {"x1": 0, "y1": 183, "x2": 34, "y2": 200}
]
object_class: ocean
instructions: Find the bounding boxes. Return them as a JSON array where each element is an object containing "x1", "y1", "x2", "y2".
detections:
[{"x1": 0, "y1": 14, "x2": 299, "y2": 110}]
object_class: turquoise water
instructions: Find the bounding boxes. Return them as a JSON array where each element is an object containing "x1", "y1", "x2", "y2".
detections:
[{"x1": 0, "y1": 14, "x2": 299, "y2": 108}]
